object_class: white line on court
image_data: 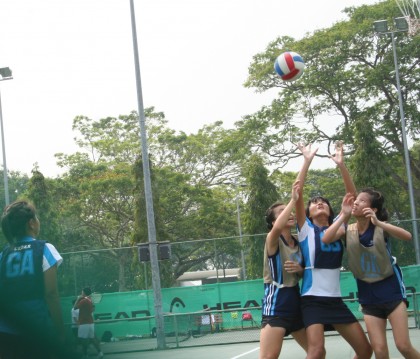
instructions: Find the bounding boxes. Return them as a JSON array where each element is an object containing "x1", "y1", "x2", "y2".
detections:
[{"x1": 230, "y1": 346, "x2": 260, "y2": 359}]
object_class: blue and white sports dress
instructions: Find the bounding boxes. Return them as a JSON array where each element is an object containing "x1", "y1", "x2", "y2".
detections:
[{"x1": 298, "y1": 217, "x2": 357, "y2": 328}]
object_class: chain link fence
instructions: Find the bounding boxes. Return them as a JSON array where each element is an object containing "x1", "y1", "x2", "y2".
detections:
[
  {"x1": 59, "y1": 219, "x2": 420, "y2": 353},
  {"x1": 70, "y1": 295, "x2": 420, "y2": 355}
]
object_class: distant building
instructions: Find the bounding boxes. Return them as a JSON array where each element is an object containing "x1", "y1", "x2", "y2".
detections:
[{"x1": 176, "y1": 268, "x2": 241, "y2": 286}]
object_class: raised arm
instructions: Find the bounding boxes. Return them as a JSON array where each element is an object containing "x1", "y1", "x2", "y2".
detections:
[
  {"x1": 295, "y1": 143, "x2": 318, "y2": 229},
  {"x1": 329, "y1": 141, "x2": 357, "y2": 197},
  {"x1": 322, "y1": 193, "x2": 353, "y2": 243},
  {"x1": 266, "y1": 180, "x2": 300, "y2": 255}
]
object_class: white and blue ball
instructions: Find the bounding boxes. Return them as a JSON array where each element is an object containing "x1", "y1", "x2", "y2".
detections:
[{"x1": 274, "y1": 51, "x2": 305, "y2": 82}]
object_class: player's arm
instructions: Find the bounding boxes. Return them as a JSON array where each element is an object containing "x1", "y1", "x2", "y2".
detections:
[
  {"x1": 295, "y1": 143, "x2": 318, "y2": 229},
  {"x1": 44, "y1": 265, "x2": 65, "y2": 339},
  {"x1": 266, "y1": 180, "x2": 300, "y2": 255},
  {"x1": 364, "y1": 208, "x2": 412, "y2": 241},
  {"x1": 73, "y1": 294, "x2": 84, "y2": 309},
  {"x1": 322, "y1": 193, "x2": 353, "y2": 243},
  {"x1": 378, "y1": 222, "x2": 412, "y2": 241},
  {"x1": 329, "y1": 141, "x2": 357, "y2": 197}
]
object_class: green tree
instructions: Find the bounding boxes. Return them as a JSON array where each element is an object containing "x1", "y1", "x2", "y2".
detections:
[
  {"x1": 56, "y1": 111, "x2": 142, "y2": 292},
  {"x1": 133, "y1": 156, "x2": 240, "y2": 287},
  {"x1": 22, "y1": 169, "x2": 62, "y2": 248},
  {"x1": 242, "y1": 154, "x2": 278, "y2": 279},
  {"x1": 0, "y1": 170, "x2": 29, "y2": 245},
  {"x1": 56, "y1": 109, "x2": 247, "y2": 290},
  {"x1": 242, "y1": 0, "x2": 419, "y2": 218}
]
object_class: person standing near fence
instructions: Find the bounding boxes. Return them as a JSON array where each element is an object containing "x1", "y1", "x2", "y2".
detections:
[
  {"x1": 259, "y1": 179, "x2": 308, "y2": 359},
  {"x1": 295, "y1": 142, "x2": 372, "y2": 359},
  {"x1": 0, "y1": 200, "x2": 72, "y2": 358},
  {"x1": 74, "y1": 286, "x2": 104, "y2": 359},
  {"x1": 323, "y1": 188, "x2": 420, "y2": 359},
  {"x1": 71, "y1": 298, "x2": 80, "y2": 348}
]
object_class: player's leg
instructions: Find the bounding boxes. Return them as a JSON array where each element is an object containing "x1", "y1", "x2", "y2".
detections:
[
  {"x1": 363, "y1": 314, "x2": 388, "y2": 359},
  {"x1": 334, "y1": 322, "x2": 372, "y2": 359},
  {"x1": 388, "y1": 302, "x2": 420, "y2": 358},
  {"x1": 87, "y1": 324, "x2": 103, "y2": 358},
  {"x1": 259, "y1": 324, "x2": 285, "y2": 359},
  {"x1": 92, "y1": 336, "x2": 103, "y2": 358},
  {"x1": 305, "y1": 324, "x2": 326, "y2": 359},
  {"x1": 78, "y1": 324, "x2": 90, "y2": 358},
  {"x1": 79, "y1": 338, "x2": 89, "y2": 358},
  {"x1": 291, "y1": 328, "x2": 309, "y2": 354}
]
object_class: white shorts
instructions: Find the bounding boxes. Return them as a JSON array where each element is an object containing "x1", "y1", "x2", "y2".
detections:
[{"x1": 78, "y1": 323, "x2": 95, "y2": 339}]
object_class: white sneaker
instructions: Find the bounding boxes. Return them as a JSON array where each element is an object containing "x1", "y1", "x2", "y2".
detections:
[{"x1": 97, "y1": 352, "x2": 104, "y2": 358}]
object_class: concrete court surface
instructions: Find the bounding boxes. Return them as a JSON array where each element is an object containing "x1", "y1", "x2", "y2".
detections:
[{"x1": 99, "y1": 327, "x2": 420, "y2": 359}]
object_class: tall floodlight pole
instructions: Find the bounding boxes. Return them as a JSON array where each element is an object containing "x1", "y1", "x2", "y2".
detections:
[
  {"x1": 0, "y1": 67, "x2": 13, "y2": 206},
  {"x1": 129, "y1": 0, "x2": 165, "y2": 349},
  {"x1": 390, "y1": 32, "x2": 420, "y2": 264},
  {"x1": 374, "y1": 19, "x2": 420, "y2": 264}
]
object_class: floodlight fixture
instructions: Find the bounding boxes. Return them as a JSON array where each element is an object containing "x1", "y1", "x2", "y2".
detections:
[
  {"x1": 0, "y1": 67, "x2": 12, "y2": 79},
  {"x1": 374, "y1": 19, "x2": 389, "y2": 33},
  {"x1": 395, "y1": 16, "x2": 409, "y2": 31}
]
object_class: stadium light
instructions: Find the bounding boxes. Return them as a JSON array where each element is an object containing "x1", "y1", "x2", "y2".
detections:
[
  {"x1": 373, "y1": 20, "x2": 389, "y2": 33},
  {"x1": 395, "y1": 17, "x2": 409, "y2": 31},
  {"x1": 374, "y1": 19, "x2": 420, "y2": 264},
  {"x1": 0, "y1": 67, "x2": 13, "y2": 206}
]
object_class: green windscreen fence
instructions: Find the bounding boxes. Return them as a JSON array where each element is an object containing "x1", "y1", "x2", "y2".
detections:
[{"x1": 62, "y1": 265, "x2": 420, "y2": 342}]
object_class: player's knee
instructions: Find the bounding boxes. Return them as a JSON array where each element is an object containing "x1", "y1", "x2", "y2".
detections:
[
  {"x1": 395, "y1": 340, "x2": 414, "y2": 357},
  {"x1": 357, "y1": 344, "x2": 373, "y2": 359},
  {"x1": 308, "y1": 346, "x2": 326, "y2": 359},
  {"x1": 259, "y1": 350, "x2": 281, "y2": 359}
]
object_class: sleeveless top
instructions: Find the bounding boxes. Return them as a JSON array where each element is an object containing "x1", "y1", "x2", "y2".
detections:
[
  {"x1": 298, "y1": 217, "x2": 343, "y2": 297},
  {"x1": 263, "y1": 234, "x2": 302, "y2": 288},
  {"x1": 0, "y1": 239, "x2": 46, "y2": 300},
  {"x1": 0, "y1": 237, "x2": 62, "y2": 336},
  {"x1": 262, "y1": 235, "x2": 302, "y2": 317},
  {"x1": 346, "y1": 223, "x2": 394, "y2": 283}
]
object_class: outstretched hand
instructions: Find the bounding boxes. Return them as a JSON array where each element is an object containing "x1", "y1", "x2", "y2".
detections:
[
  {"x1": 329, "y1": 140, "x2": 345, "y2": 166},
  {"x1": 341, "y1": 193, "x2": 355, "y2": 218},
  {"x1": 291, "y1": 180, "x2": 300, "y2": 203},
  {"x1": 297, "y1": 142, "x2": 318, "y2": 161}
]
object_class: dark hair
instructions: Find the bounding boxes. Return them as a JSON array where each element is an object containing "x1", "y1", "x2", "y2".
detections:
[
  {"x1": 305, "y1": 196, "x2": 335, "y2": 225},
  {"x1": 83, "y1": 287, "x2": 92, "y2": 296},
  {"x1": 359, "y1": 188, "x2": 388, "y2": 221},
  {"x1": 265, "y1": 202, "x2": 285, "y2": 230},
  {"x1": 1, "y1": 200, "x2": 37, "y2": 244}
]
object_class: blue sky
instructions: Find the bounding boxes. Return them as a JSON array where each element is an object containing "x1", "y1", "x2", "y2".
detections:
[{"x1": 0, "y1": 0, "x2": 381, "y2": 177}]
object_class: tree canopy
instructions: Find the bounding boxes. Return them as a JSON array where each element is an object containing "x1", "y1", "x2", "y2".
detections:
[{"x1": 1, "y1": 0, "x2": 418, "y2": 293}]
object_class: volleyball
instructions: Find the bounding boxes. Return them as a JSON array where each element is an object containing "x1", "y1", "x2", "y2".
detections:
[{"x1": 274, "y1": 51, "x2": 305, "y2": 82}]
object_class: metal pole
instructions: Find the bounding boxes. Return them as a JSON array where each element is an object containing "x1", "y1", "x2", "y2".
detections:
[
  {"x1": 235, "y1": 183, "x2": 246, "y2": 280},
  {"x1": 0, "y1": 89, "x2": 10, "y2": 206},
  {"x1": 391, "y1": 31, "x2": 420, "y2": 264},
  {"x1": 214, "y1": 240, "x2": 219, "y2": 282},
  {"x1": 129, "y1": 0, "x2": 165, "y2": 349}
]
